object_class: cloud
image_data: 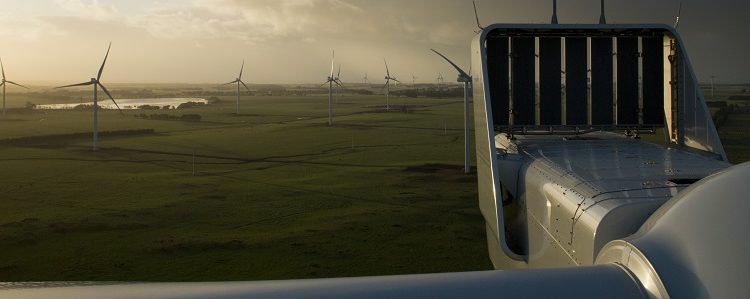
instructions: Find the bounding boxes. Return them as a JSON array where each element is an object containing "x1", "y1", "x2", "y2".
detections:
[
  {"x1": 0, "y1": 13, "x2": 66, "y2": 41},
  {"x1": 0, "y1": 0, "x2": 747, "y2": 84},
  {"x1": 53, "y1": 0, "x2": 119, "y2": 20}
]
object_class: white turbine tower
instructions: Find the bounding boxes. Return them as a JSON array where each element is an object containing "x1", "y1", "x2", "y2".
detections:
[
  {"x1": 321, "y1": 50, "x2": 342, "y2": 126},
  {"x1": 383, "y1": 59, "x2": 400, "y2": 111},
  {"x1": 431, "y1": 49, "x2": 472, "y2": 174},
  {"x1": 221, "y1": 60, "x2": 251, "y2": 115},
  {"x1": 411, "y1": 73, "x2": 417, "y2": 87},
  {"x1": 56, "y1": 42, "x2": 123, "y2": 151},
  {"x1": 0, "y1": 58, "x2": 29, "y2": 117}
]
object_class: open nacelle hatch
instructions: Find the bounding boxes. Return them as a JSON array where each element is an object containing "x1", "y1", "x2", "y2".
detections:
[{"x1": 475, "y1": 25, "x2": 725, "y2": 159}]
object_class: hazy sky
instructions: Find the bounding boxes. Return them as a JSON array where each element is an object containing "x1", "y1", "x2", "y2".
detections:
[{"x1": 0, "y1": 0, "x2": 748, "y2": 85}]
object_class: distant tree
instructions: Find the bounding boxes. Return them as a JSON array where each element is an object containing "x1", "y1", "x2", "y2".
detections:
[
  {"x1": 180, "y1": 114, "x2": 202, "y2": 121},
  {"x1": 177, "y1": 101, "x2": 206, "y2": 109}
]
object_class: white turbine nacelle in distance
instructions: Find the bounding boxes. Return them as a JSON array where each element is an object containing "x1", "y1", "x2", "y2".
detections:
[
  {"x1": 55, "y1": 42, "x2": 122, "y2": 151},
  {"x1": 383, "y1": 59, "x2": 401, "y2": 111},
  {"x1": 431, "y1": 49, "x2": 471, "y2": 174},
  {"x1": 321, "y1": 50, "x2": 342, "y2": 126},
  {"x1": 221, "y1": 60, "x2": 251, "y2": 115},
  {"x1": 0, "y1": 57, "x2": 29, "y2": 117}
]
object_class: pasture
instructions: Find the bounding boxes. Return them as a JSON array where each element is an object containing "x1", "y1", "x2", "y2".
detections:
[{"x1": 0, "y1": 86, "x2": 492, "y2": 281}]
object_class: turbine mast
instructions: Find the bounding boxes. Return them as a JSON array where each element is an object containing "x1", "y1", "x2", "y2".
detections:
[
  {"x1": 93, "y1": 80, "x2": 98, "y2": 150},
  {"x1": 430, "y1": 49, "x2": 472, "y2": 174}
]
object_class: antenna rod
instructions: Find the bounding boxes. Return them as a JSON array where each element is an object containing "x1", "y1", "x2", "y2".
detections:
[
  {"x1": 599, "y1": 0, "x2": 606, "y2": 24},
  {"x1": 551, "y1": 0, "x2": 558, "y2": 24},
  {"x1": 674, "y1": 2, "x2": 683, "y2": 29}
]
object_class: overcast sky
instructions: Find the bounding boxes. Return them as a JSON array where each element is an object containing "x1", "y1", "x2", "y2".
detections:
[{"x1": 0, "y1": 0, "x2": 748, "y2": 85}]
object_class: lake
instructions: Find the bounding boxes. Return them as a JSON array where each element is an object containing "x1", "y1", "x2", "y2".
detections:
[{"x1": 34, "y1": 98, "x2": 208, "y2": 110}]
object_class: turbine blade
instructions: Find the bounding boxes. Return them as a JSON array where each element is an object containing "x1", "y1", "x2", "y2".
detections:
[
  {"x1": 383, "y1": 80, "x2": 389, "y2": 89},
  {"x1": 98, "y1": 83, "x2": 123, "y2": 114},
  {"x1": 320, "y1": 81, "x2": 329, "y2": 88},
  {"x1": 335, "y1": 79, "x2": 343, "y2": 87},
  {"x1": 0, "y1": 82, "x2": 4, "y2": 87},
  {"x1": 337, "y1": 64, "x2": 341, "y2": 78},
  {"x1": 55, "y1": 81, "x2": 93, "y2": 89},
  {"x1": 473, "y1": 0, "x2": 484, "y2": 31},
  {"x1": 330, "y1": 50, "x2": 335, "y2": 77},
  {"x1": 5, "y1": 81, "x2": 29, "y2": 89},
  {"x1": 392, "y1": 78, "x2": 402, "y2": 83},
  {"x1": 97, "y1": 42, "x2": 112, "y2": 81},
  {"x1": 0, "y1": 57, "x2": 5, "y2": 80},
  {"x1": 239, "y1": 80, "x2": 251, "y2": 92},
  {"x1": 384, "y1": 59, "x2": 390, "y2": 77},
  {"x1": 430, "y1": 49, "x2": 470, "y2": 79},
  {"x1": 221, "y1": 80, "x2": 239, "y2": 86},
  {"x1": 239, "y1": 60, "x2": 244, "y2": 80}
]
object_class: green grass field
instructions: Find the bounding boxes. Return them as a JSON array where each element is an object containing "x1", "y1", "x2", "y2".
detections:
[{"x1": 0, "y1": 88, "x2": 492, "y2": 281}]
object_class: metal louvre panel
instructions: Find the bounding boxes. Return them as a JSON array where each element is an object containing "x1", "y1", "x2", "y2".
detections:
[
  {"x1": 539, "y1": 37, "x2": 562, "y2": 125},
  {"x1": 488, "y1": 37, "x2": 510, "y2": 126},
  {"x1": 512, "y1": 37, "x2": 536, "y2": 125},
  {"x1": 565, "y1": 37, "x2": 588, "y2": 126},
  {"x1": 642, "y1": 37, "x2": 664, "y2": 126},
  {"x1": 591, "y1": 37, "x2": 614, "y2": 125},
  {"x1": 616, "y1": 37, "x2": 639, "y2": 125}
]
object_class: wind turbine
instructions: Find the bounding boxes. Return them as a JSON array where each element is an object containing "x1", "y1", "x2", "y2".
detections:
[
  {"x1": 436, "y1": 73, "x2": 445, "y2": 90},
  {"x1": 431, "y1": 49, "x2": 471, "y2": 174},
  {"x1": 411, "y1": 74, "x2": 417, "y2": 87},
  {"x1": 222, "y1": 60, "x2": 251, "y2": 115},
  {"x1": 0, "y1": 58, "x2": 29, "y2": 117},
  {"x1": 362, "y1": 73, "x2": 369, "y2": 85},
  {"x1": 56, "y1": 42, "x2": 122, "y2": 151},
  {"x1": 321, "y1": 50, "x2": 342, "y2": 126},
  {"x1": 383, "y1": 59, "x2": 400, "y2": 111}
]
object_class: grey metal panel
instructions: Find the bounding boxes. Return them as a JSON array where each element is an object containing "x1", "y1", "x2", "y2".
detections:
[
  {"x1": 539, "y1": 37, "x2": 562, "y2": 125},
  {"x1": 496, "y1": 132, "x2": 730, "y2": 267},
  {"x1": 598, "y1": 162, "x2": 750, "y2": 298},
  {"x1": 565, "y1": 37, "x2": 588, "y2": 126},
  {"x1": 512, "y1": 37, "x2": 535, "y2": 125},
  {"x1": 641, "y1": 37, "x2": 664, "y2": 126},
  {"x1": 616, "y1": 37, "x2": 639, "y2": 125},
  {"x1": 591, "y1": 37, "x2": 614, "y2": 125},
  {"x1": 487, "y1": 37, "x2": 510, "y2": 127},
  {"x1": 0, "y1": 266, "x2": 646, "y2": 299}
]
